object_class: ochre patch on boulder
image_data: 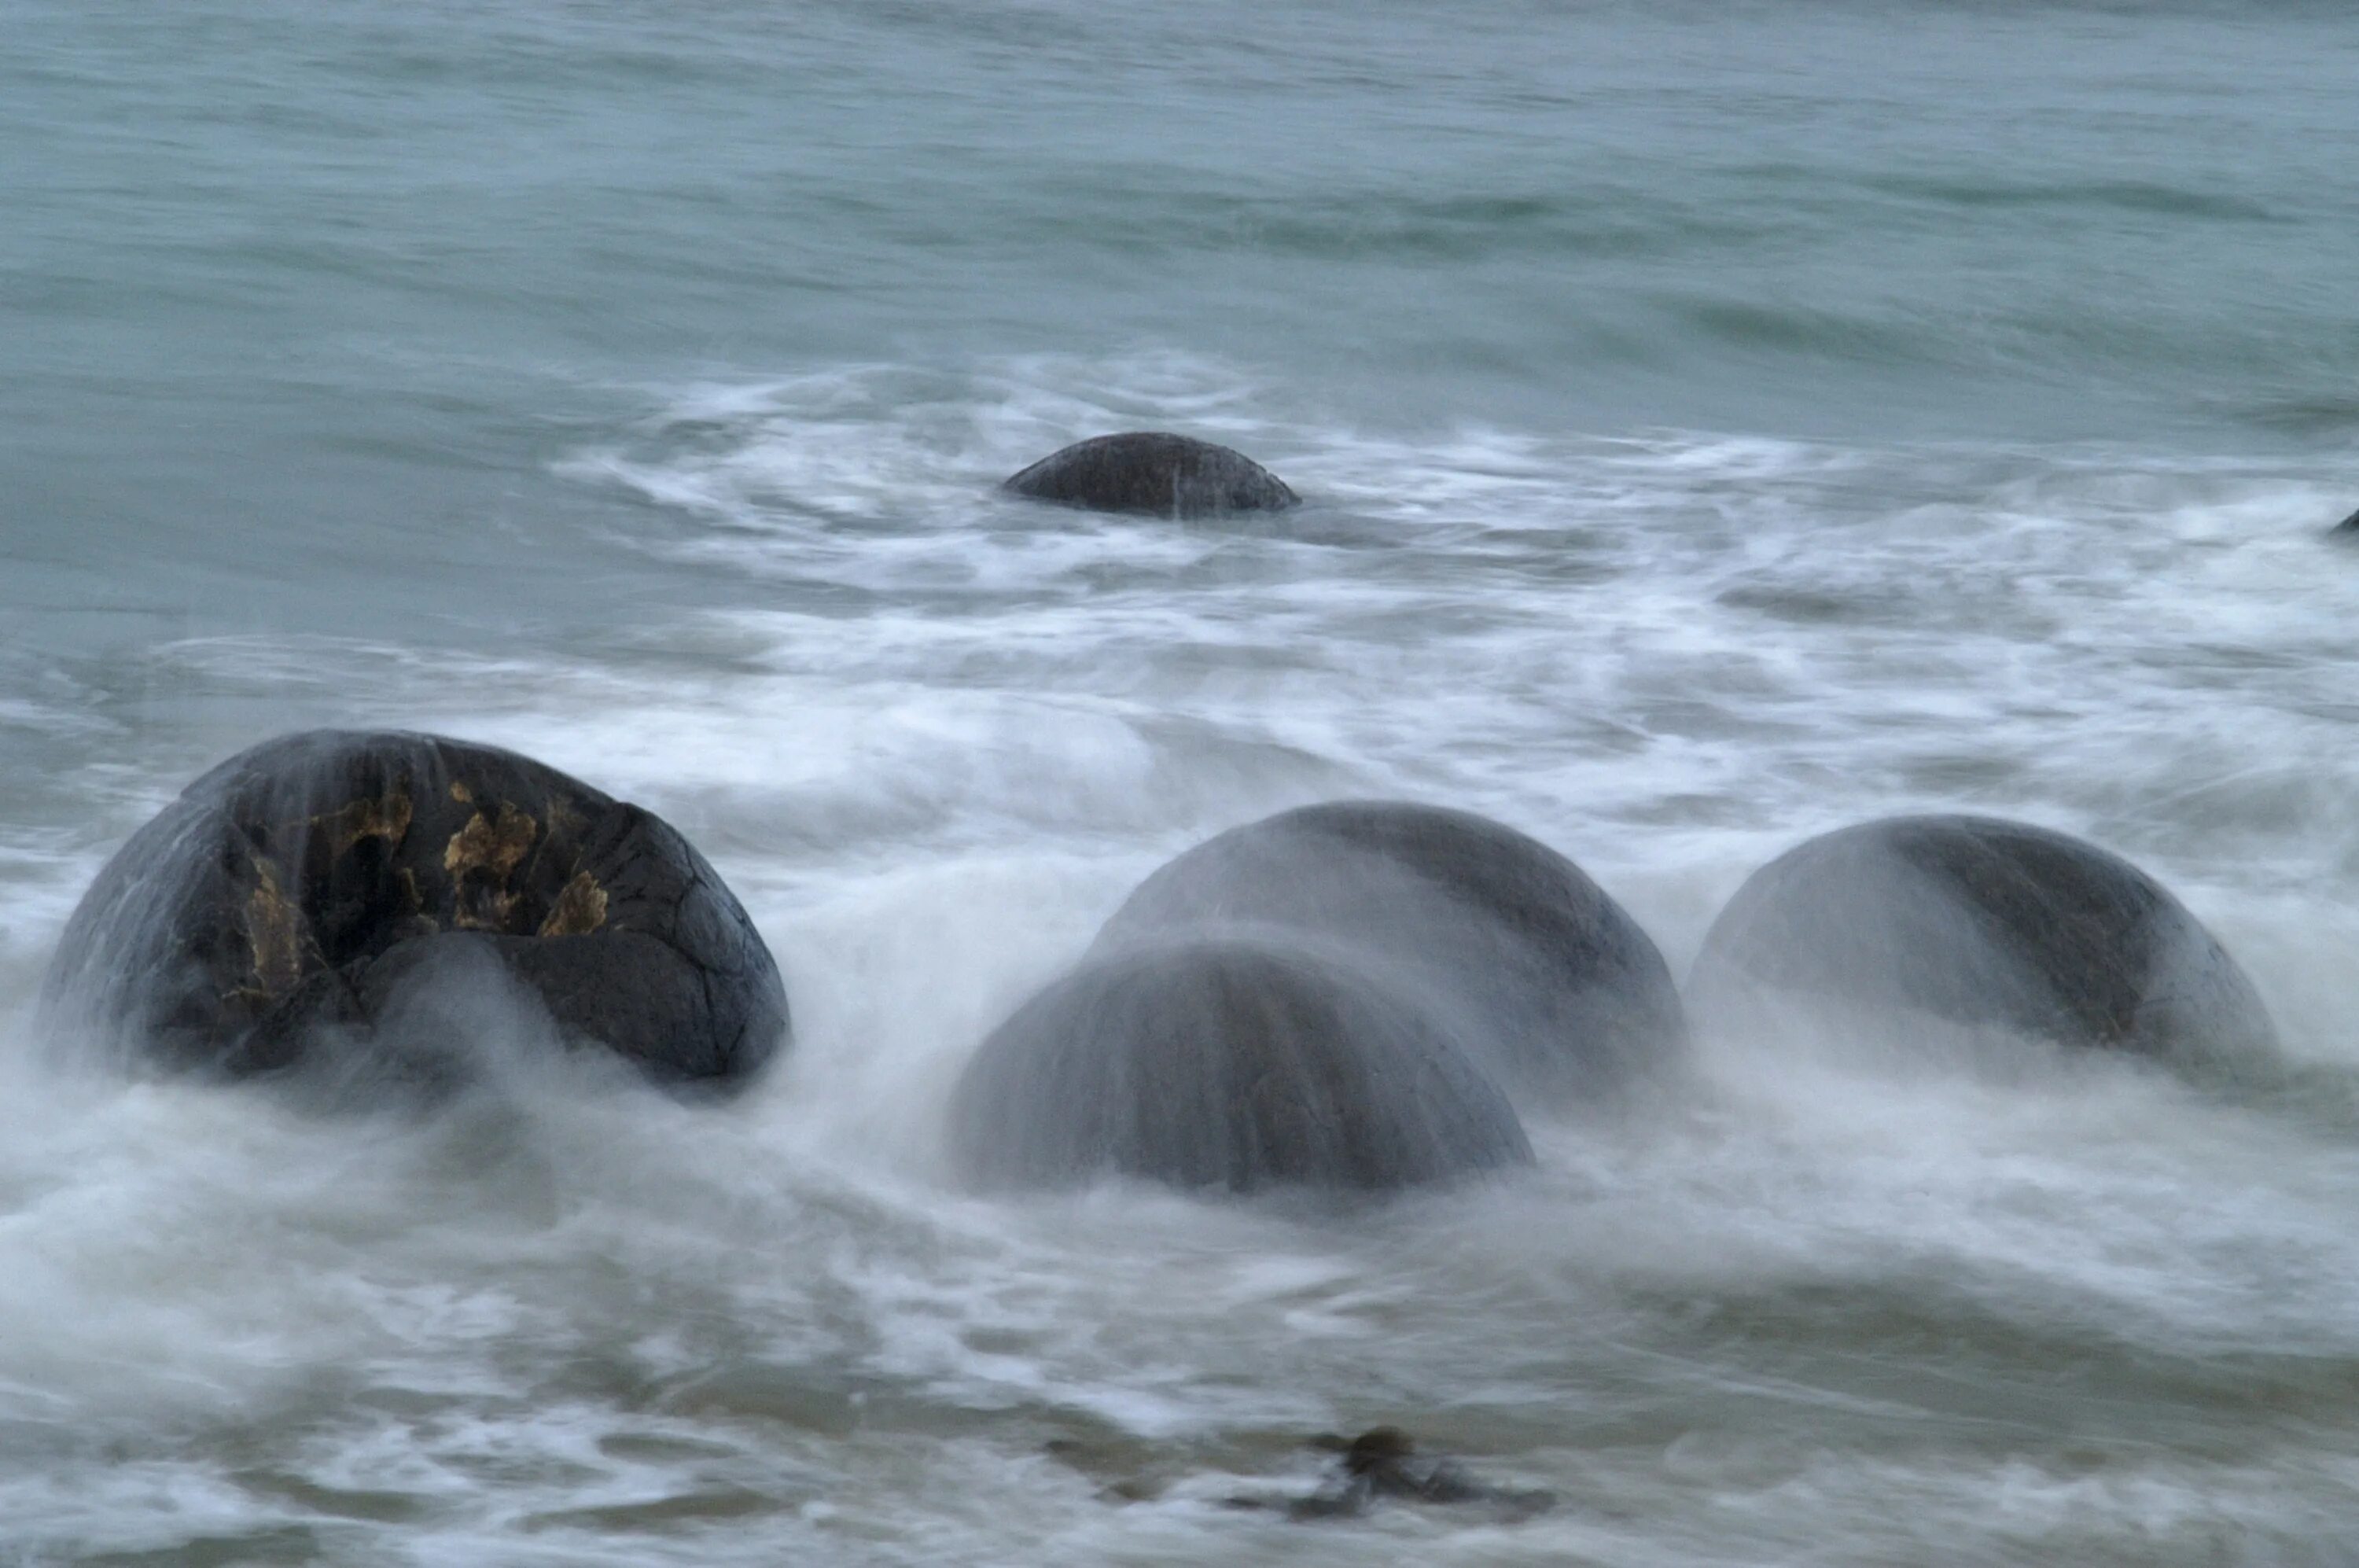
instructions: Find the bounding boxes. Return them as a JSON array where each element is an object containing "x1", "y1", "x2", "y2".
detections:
[
  {"x1": 443, "y1": 802, "x2": 541, "y2": 930},
  {"x1": 443, "y1": 802, "x2": 537, "y2": 876},
  {"x1": 313, "y1": 792, "x2": 413, "y2": 859},
  {"x1": 245, "y1": 863, "x2": 307, "y2": 997},
  {"x1": 539, "y1": 870, "x2": 609, "y2": 937}
]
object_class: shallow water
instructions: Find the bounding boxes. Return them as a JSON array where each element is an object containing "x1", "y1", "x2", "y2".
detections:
[{"x1": 6, "y1": 1, "x2": 2359, "y2": 1562}]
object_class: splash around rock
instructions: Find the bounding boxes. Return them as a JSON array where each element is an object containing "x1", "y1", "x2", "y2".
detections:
[
  {"x1": 948, "y1": 935, "x2": 1533, "y2": 1194},
  {"x1": 41, "y1": 729, "x2": 789, "y2": 1094},
  {"x1": 1688, "y1": 813, "x2": 2277, "y2": 1069},
  {"x1": 948, "y1": 800, "x2": 1684, "y2": 1195},
  {"x1": 1001, "y1": 432, "x2": 1299, "y2": 519}
]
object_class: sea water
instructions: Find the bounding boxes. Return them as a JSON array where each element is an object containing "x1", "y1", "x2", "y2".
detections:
[{"x1": 4, "y1": 1, "x2": 2358, "y2": 1561}]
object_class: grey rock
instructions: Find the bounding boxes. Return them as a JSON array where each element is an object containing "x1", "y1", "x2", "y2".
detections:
[
  {"x1": 1002, "y1": 432, "x2": 1297, "y2": 519},
  {"x1": 1688, "y1": 814, "x2": 2276, "y2": 1069},
  {"x1": 42, "y1": 730, "x2": 788, "y2": 1093},
  {"x1": 1228, "y1": 1428, "x2": 1555, "y2": 1522},
  {"x1": 1099, "y1": 801, "x2": 1688, "y2": 1102}
]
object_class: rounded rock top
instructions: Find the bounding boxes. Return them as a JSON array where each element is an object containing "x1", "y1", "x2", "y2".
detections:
[
  {"x1": 948, "y1": 935, "x2": 1534, "y2": 1194},
  {"x1": 41, "y1": 728, "x2": 789, "y2": 1093},
  {"x1": 1100, "y1": 800, "x2": 1688, "y2": 1101},
  {"x1": 1690, "y1": 812, "x2": 2276, "y2": 1068},
  {"x1": 1001, "y1": 432, "x2": 1299, "y2": 519}
]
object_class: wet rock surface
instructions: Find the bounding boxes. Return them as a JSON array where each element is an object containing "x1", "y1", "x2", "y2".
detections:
[
  {"x1": 1689, "y1": 813, "x2": 2277, "y2": 1068},
  {"x1": 1000, "y1": 432, "x2": 1299, "y2": 519},
  {"x1": 947, "y1": 800, "x2": 1681, "y2": 1195},
  {"x1": 1099, "y1": 801, "x2": 1688, "y2": 1102},
  {"x1": 1224, "y1": 1428, "x2": 1555, "y2": 1522},
  {"x1": 42, "y1": 729, "x2": 788, "y2": 1091},
  {"x1": 948, "y1": 936, "x2": 1533, "y2": 1193}
]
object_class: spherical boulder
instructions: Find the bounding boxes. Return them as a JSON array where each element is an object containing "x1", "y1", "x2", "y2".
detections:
[
  {"x1": 948, "y1": 936, "x2": 1533, "y2": 1193},
  {"x1": 1001, "y1": 432, "x2": 1298, "y2": 519},
  {"x1": 1687, "y1": 814, "x2": 2277, "y2": 1067},
  {"x1": 41, "y1": 729, "x2": 789, "y2": 1091},
  {"x1": 1096, "y1": 801, "x2": 1688, "y2": 1102}
]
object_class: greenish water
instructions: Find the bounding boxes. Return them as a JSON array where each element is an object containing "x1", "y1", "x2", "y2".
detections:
[{"x1": 4, "y1": 2, "x2": 2358, "y2": 1562}]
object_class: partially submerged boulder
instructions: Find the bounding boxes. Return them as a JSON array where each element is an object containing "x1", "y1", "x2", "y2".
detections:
[
  {"x1": 1061, "y1": 1425, "x2": 1554, "y2": 1519},
  {"x1": 1688, "y1": 814, "x2": 2276, "y2": 1068},
  {"x1": 948, "y1": 800, "x2": 1680, "y2": 1195},
  {"x1": 1252, "y1": 1428, "x2": 1555, "y2": 1522},
  {"x1": 948, "y1": 937, "x2": 1532, "y2": 1194},
  {"x1": 42, "y1": 730, "x2": 788, "y2": 1091},
  {"x1": 1001, "y1": 432, "x2": 1298, "y2": 519},
  {"x1": 1099, "y1": 801, "x2": 1688, "y2": 1102}
]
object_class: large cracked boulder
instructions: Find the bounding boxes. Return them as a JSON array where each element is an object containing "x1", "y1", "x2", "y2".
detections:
[
  {"x1": 1001, "y1": 432, "x2": 1298, "y2": 520},
  {"x1": 948, "y1": 937, "x2": 1533, "y2": 1194},
  {"x1": 1688, "y1": 814, "x2": 2277, "y2": 1069},
  {"x1": 1097, "y1": 801, "x2": 1688, "y2": 1102},
  {"x1": 42, "y1": 730, "x2": 788, "y2": 1092}
]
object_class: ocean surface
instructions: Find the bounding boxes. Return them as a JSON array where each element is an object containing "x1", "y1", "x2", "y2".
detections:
[{"x1": 6, "y1": 1, "x2": 2359, "y2": 1561}]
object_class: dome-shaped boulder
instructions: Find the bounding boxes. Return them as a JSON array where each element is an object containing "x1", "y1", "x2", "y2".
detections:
[
  {"x1": 948, "y1": 936, "x2": 1532, "y2": 1194},
  {"x1": 42, "y1": 730, "x2": 788, "y2": 1092},
  {"x1": 1097, "y1": 801, "x2": 1687, "y2": 1102},
  {"x1": 1688, "y1": 814, "x2": 2276, "y2": 1068},
  {"x1": 1002, "y1": 432, "x2": 1298, "y2": 519}
]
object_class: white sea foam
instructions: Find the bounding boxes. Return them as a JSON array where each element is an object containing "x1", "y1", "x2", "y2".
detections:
[{"x1": 3, "y1": 353, "x2": 2357, "y2": 1561}]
